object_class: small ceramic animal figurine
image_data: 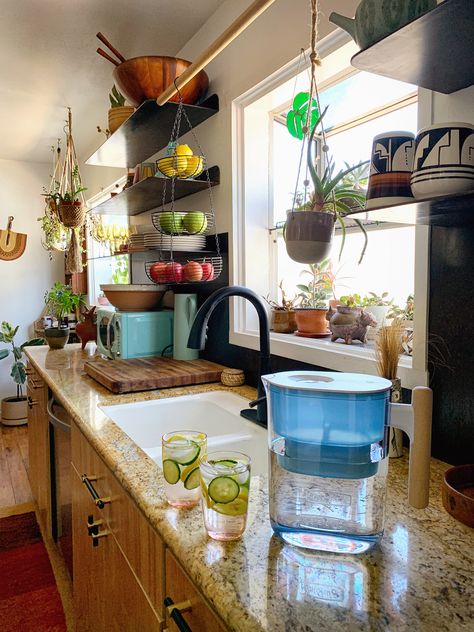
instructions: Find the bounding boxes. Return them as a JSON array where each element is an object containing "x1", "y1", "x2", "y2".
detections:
[
  {"x1": 76, "y1": 307, "x2": 97, "y2": 350},
  {"x1": 328, "y1": 305, "x2": 377, "y2": 345}
]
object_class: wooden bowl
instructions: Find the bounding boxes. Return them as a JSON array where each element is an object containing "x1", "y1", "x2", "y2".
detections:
[
  {"x1": 100, "y1": 284, "x2": 166, "y2": 312},
  {"x1": 442, "y1": 464, "x2": 474, "y2": 528},
  {"x1": 113, "y1": 56, "x2": 209, "y2": 107}
]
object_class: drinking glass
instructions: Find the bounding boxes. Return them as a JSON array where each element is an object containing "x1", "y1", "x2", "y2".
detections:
[
  {"x1": 199, "y1": 451, "x2": 251, "y2": 541},
  {"x1": 162, "y1": 431, "x2": 207, "y2": 508}
]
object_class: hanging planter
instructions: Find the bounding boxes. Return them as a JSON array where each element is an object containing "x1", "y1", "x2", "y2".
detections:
[
  {"x1": 285, "y1": 210, "x2": 334, "y2": 264},
  {"x1": 57, "y1": 199, "x2": 86, "y2": 228}
]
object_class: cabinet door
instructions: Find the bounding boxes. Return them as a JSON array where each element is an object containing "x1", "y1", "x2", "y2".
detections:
[
  {"x1": 26, "y1": 368, "x2": 51, "y2": 535},
  {"x1": 72, "y1": 467, "x2": 161, "y2": 632},
  {"x1": 165, "y1": 550, "x2": 227, "y2": 632}
]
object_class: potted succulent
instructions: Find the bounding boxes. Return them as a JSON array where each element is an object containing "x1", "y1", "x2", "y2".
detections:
[
  {"x1": 294, "y1": 260, "x2": 334, "y2": 336},
  {"x1": 0, "y1": 322, "x2": 43, "y2": 426},
  {"x1": 284, "y1": 113, "x2": 369, "y2": 265},
  {"x1": 44, "y1": 282, "x2": 87, "y2": 349},
  {"x1": 107, "y1": 85, "x2": 134, "y2": 134},
  {"x1": 361, "y1": 291, "x2": 393, "y2": 339},
  {"x1": 264, "y1": 281, "x2": 298, "y2": 334}
]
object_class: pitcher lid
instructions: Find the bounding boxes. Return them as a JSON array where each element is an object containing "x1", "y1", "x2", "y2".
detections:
[{"x1": 262, "y1": 371, "x2": 392, "y2": 394}]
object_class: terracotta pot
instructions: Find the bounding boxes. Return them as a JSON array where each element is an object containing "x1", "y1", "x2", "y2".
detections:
[
  {"x1": 108, "y1": 106, "x2": 135, "y2": 133},
  {"x1": 285, "y1": 211, "x2": 335, "y2": 264},
  {"x1": 44, "y1": 326, "x2": 70, "y2": 350},
  {"x1": 271, "y1": 310, "x2": 297, "y2": 334},
  {"x1": 1, "y1": 396, "x2": 28, "y2": 426},
  {"x1": 295, "y1": 308, "x2": 329, "y2": 334}
]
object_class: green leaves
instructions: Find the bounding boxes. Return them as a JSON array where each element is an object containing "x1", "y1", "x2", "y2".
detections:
[
  {"x1": 11, "y1": 361, "x2": 26, "y2": 386},
  {"x1": 109, "y1": 84, "x2": 126, "y2": 108},
  {"x1": 0, "y1": 321, "x2": 19, "y2": 343},
  {"x1": 44, "y1": 282, "x2": 87, "y2": 321},
  {"x1": 0, "y1": 349, "x2": 9, "y2": 360},
  {"x1": 21, "y1": 338, "x2": 44, "y2": 349},
  {"x1": 287, "y1": 92, "x2": 320, "y2": 140}
]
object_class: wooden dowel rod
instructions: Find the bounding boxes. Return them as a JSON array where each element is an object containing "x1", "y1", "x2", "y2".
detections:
[
  {"x1": 156, "y1": 0, "x2": 277, "y2": 106},
  {"x1": 408, "y1": 386, "x2": 433, "y2": 509},
  {"x1": 96, "y1": 32, "x2": 127, "y2": 63},
  {"x1": 97, "y1": 47, "x2": 120, "y2": 67}
]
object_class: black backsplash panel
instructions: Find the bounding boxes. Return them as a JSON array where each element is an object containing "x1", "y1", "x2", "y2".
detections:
[{"x1": 429, "y1": 225, "x2": 474, "y2": 464}]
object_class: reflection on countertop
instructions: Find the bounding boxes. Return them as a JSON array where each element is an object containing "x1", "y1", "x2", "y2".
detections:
[{"x1": 25, "y1": 344, "x2": 474, "y2": 632}]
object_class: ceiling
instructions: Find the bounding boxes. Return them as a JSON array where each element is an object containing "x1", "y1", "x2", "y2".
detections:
[{"x1": 0, "y1": 0, "x2": 222, "y2": 164}]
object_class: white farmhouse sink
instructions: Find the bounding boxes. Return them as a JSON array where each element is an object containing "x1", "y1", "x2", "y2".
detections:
[{"x1": 101, "y1": 391, "x2": 268, "y2": 476}]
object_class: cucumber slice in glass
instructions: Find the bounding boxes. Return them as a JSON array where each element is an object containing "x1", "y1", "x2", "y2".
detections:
[
  {"x1": 163, "y1": 459, "x2": 180, "y2": 485},
  {"x1": 214, "y1": 459, "x2": 238, "y2": 467},
  {"x1": 208, "y1": 476, "x2": 240, "y2": 504},
  {"x1": 213, "y1": 498, "x2": 248, "y2": 516},
  {"x1": 184, "y1": 467, "x2": 200, "y2": 490},
  {"x1": 167, "y1": 440, "x2": 201, "y2": 466}
]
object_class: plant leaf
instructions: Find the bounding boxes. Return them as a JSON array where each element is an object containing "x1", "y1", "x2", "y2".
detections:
[
  {"x1": 0, "y1": 349, "x2": 9, "y2": 360},
  {"x1": 12, "y1": 346, "x2": 22, "y2": 360},
  {"x1": 11, "y1": 361, "x2": 26, "y2": 386},
  {"x1": 21, "y1": 338, "x2": 44, "y2": 349}
]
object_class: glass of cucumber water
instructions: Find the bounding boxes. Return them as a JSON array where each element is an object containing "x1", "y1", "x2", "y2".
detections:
[
  {"x1": 162, "y1": 431, "x2": 207, "y2": 508},
  {"x1": 199, "y1": 451, "x2": 251, "y2": 541}
]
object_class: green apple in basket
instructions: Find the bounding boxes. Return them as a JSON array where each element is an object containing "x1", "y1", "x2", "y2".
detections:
[
  {"x1": 159, "y1": 212, "x2": 185, "y2": 235},
  {"x1": 183, "y1": 211, "x2": 208, "y2": 234}
]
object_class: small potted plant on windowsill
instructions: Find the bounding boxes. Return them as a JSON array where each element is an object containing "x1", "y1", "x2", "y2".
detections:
[
  {"x1": 388, "y1": 294, "x2": 414, "y2": 355},
  {"x1": 361, "y1": 291, "x2": 393, "y2": 339},
  {"x1": 294, "y1": 260, "x2": 334, "y2": 337},
  {"x1": 264, "y1": 281, "x2": 298, "y2": 334},
  {"x1": 327, "y1": 294, "x2": 376, "y2": 345},
  {"x1": 0, "y1": 322, "x2": 43, "y2": 426},
  {"x1": 44, "y1": 282, "x2": 87, "y2": 350}
]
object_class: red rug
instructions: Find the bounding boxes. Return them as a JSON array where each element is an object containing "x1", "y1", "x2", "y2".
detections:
[{"x1": 0, "y1": 511, "x2": 67, "y2": 631}]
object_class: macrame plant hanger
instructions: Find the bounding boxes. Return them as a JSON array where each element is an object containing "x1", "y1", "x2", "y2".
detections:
[{"x1": 57, "y1": 107, "x2": 88, "y2": 274}]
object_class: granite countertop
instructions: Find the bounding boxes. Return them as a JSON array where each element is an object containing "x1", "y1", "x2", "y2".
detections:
[{"x1": 26, "y1": 344, "x2": 473, "y2": 632}]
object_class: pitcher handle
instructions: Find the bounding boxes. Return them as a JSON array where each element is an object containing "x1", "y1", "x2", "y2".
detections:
[{"x1": 389, "y1": 386, "x2": 432, "y2": 509}]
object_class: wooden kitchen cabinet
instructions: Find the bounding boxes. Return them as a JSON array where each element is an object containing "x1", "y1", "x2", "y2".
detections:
[
  {"x1": 71, "y1": 421, "x2": 164, "y2": 631},
  {"x1": 26, "y1": 365, "x2": 51, "y2": 536},
  {"x1": 165, "y1": 549, "x2": 226, "y2": 632}
]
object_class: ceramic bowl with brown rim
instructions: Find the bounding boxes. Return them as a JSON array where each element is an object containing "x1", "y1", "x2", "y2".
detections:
[
  {"x1": 100, "y1": 284, "x2": 166, "y2": 312},
  {"x1": 442, "y1": 464, "x2": 474, "y2": 528}
]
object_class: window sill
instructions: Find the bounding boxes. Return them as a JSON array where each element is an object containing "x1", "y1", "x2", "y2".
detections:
[{"x1": 229, "y1": 330, "x2": 428, "y2": 390}]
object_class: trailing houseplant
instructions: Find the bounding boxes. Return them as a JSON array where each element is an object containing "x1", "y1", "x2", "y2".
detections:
[
  {"x1": 284, "y1": 113, "x2": 369, "y2": 265},
  {"x1": 294, "y1": 259, "x2": 334, "y2": 336},
  {"x1": 44, "y1": 282, "x2": 87, "y2": 349},
  {"x1": 264, "y1": 281, "x2": 298, "y2": 334},
  {"x1": 0, "y1": 322, "x2": 43, "y2": 426}
]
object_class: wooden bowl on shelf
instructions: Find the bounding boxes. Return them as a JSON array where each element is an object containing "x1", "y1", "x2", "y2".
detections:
[
  {"x1": 100, "y1": 284, "x2": 166, "y2": 312},
  {"x1": 113, "y1": 56, "x2": 209, "y2": 107}
]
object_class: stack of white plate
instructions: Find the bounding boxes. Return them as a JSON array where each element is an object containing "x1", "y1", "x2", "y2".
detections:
[{"x1": 143, "y1": 233, "x2": 206, "y2": 252}]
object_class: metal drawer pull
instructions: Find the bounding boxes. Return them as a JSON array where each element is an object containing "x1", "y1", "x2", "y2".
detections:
[
  {"x1": 81, "y1": 475, "x2": 111, "y2": 509},
  {"x1": 87, "y1": 515, "x2": 104, "y2": 536},
  {"x1": 29, "y1": 379, "x2": 43, "y2": 389},
  {"x1": 164, "y1": 597, "x2": 193, "y2": 632},
  {"x1": 27, "y1": 396, "x2": 38, "y2": 409},
  {"x1": 91, "y1": 529, "x2": 110, "y2": 547}
]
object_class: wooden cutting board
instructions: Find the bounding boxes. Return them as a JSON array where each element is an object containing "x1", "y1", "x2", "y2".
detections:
[{"x1": 83, "y1": 356, "x2": 226, "y2": 394}]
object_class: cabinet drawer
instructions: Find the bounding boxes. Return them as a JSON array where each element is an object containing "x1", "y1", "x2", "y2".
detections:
[
  {"x1": 165, "y1": 549, "x2": 227, "y2": 632},
  {"x1": 71, "y1": 422, "x2": 165, "y2": 618}
]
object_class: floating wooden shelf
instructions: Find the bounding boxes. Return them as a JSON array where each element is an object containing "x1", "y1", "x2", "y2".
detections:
[
  {"x1": 86, "y1": 94, "x2": 219, "y2": 168},
  {"x1": 90, "y1": 166, "x2": 220, "y2": 216},
  {"x1": 348, "y1": 191, "x2": 474, "y2": 227},
  {"x1": 351, "y1": 0, "x2": 474, "y2": 94}
]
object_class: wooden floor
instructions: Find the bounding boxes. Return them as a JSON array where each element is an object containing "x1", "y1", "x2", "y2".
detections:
[{"x1": 0, "y1": 424, "x2": 33, "y2": 508}]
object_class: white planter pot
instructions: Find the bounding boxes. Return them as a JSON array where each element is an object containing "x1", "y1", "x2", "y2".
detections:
[
  {"x1": 1, "y1": 396, "x2": 28, "y2": 426},
  {"x1": 364, "y1": 305, "x2": 390, "y2": 340}
]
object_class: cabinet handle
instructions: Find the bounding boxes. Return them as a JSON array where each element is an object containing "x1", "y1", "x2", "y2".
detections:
[
  {"x1": 164, "y1": 597, "x2": 193, "y2": 632},
  {"x1": 27, "y1": 396, "x2": 38, "y2": 409},
  {"x1": 81, "y1": 475, "x2": 111, "y2": 509},
  {"x1": 91, "y1": 529, "x2": 110, "y2": 547},
  {"x1": 87, "y1": 515, "x2": 104, "y2": 536}
]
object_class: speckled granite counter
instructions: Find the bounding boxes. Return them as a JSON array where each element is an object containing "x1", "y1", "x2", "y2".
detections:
[{"x1": 26, "y1": 344, "x2": 473, "y2": 632}]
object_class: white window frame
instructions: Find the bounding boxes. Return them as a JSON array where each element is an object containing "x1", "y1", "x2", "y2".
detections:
[{"x1": 231, "y1": 31, "x2": 430, "y2": 389}]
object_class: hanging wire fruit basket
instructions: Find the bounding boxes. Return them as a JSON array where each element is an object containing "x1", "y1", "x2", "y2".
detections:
[
  {"x1": 151, "y1": 209, "x2": 213, "y2": 236},
  {"x1": 145, "y1": 91, "x2": 222, "y2": 285}
]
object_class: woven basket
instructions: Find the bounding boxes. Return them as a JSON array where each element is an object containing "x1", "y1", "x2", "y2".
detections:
[
  {"x1": 58, "y1": 202, "x2": 86, "y2": 228},
  {"x1": 221, "y1": 368, "x2": 245, "y2": 387}
]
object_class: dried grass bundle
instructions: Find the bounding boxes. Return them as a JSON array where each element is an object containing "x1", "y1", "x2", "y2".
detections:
[{"x1": 375, "y1": 318, "x2": 404, "y2": 379}]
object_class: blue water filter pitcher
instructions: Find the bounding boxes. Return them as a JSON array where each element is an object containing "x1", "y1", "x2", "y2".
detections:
[{"x1": 262, "y1": 371, "x2": 433, "y2": 554}]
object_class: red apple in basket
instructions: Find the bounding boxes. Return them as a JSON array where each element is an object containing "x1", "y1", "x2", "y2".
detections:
[
  {"x1": 201, "y1": 261, "x2": 214, "y2": 281},
  {"x1": 149, "y1": 262, "x2": 167, "y2": 284},
  {"x1": 183, "y1": 260, "x2": 203, "y2": 282},
  {"x1": 165, "y1": 262, "x2": 183, "y2": 283}
]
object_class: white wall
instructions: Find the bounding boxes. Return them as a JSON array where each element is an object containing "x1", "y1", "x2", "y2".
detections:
[{"x1": 0, "y1": 159, "x2": 64, "y2": 399}]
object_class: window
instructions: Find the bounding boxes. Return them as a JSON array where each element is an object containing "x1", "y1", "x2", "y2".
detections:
[{"x1": 232, "y1": 37, "x2": 429, "y2": 388}]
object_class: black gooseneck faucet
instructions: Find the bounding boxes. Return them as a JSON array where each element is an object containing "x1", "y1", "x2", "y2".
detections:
[{"x1": 187, "y1": 286, "x2": 270, "y2": 426}]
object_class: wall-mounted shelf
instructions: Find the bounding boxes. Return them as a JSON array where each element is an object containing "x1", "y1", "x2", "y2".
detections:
[
  {"x1": 348, "y1": 191, "x2": 474, "y2": 227},
  {"x1": 86, "y1": 94, "x2": 219, "y2": 169},
  {"x1": 90, "y1": 166, "x2": 220, "y2": 216},
  {"x1": 351, "y1": 0, "x2": 474, "y2": 94}
]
